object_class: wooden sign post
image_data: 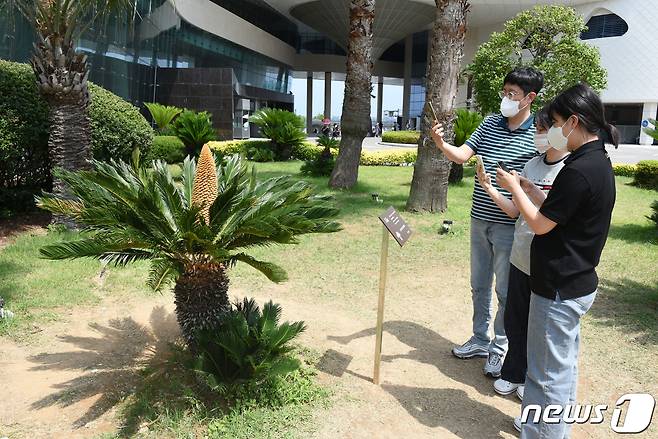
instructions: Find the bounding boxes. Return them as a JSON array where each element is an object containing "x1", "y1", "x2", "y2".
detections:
[{"x1": 373, "y1": 207, "x2": 412, "y2": 385}]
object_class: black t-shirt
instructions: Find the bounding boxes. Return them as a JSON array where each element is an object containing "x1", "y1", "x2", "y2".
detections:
[{"x1": 530, "y1": 139, "x2": 616, "y2": 300}]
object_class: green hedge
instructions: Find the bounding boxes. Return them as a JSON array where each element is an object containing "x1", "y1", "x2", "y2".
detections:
[
  {"x1": 612, "y1": 163, "x2": 637, "y2": 178},
  {"x1": 0, "y1": 59, "x2": 51, "y2": 200},
  {"x1": 633, "y1": 160, "x2": 658, "y2": 190},
  {"x1": 0, "y1": 60, "x2": 154, "y2": 213},
  {"x1": 382, "y1": 130, "x2": 420, "y2": 144},
  {"x1": 147, "y1": 136, "x2": 186, "y2": 164},
  {"x1": 88, "y1": 83, "x2": 154, "y2": 162}
]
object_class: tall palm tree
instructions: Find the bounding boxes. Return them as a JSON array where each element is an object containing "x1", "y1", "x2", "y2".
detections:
[
  {"x1": 36, "y1": 147, "x2": 342, "y2": 349},
  {"x1": 329, "y1": 0, "x2": 375, "y2": 189},
  {"x1": 3, "y1": 0, "x2": 133, "y2": 223},
  {"x1": 406, "y1": 0, "x2": 470, "y2": 212}
]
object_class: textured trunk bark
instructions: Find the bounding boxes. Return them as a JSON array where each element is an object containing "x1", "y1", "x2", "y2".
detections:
[
  {"x1": 46, "y1": 98, "x2": 92, "y2": 226},
  {"x1": 329, "y1": 0, "x2": 375, "y2": 189},
  {"x1": 30, "y1": 16, "x2": 93, "y2": 225},
  {"x1": 173, "y1": 264, "x2": 231, "y2": 351},
  {"x1": 406, "y1": 0, "x2": 469, "y2": 212}
]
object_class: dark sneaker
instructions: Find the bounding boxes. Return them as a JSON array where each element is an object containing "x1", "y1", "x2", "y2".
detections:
[
  {"x1": 452, "y1": 339, "x2": 489, "y2": 359},
  {"x1": 483, "y1": 352, "x2": 503, "y2": 377}
]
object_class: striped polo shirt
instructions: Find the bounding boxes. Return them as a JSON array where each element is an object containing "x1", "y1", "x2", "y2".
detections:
[{"x1": 465, "y1": 113, "x2": 537, "y2": 225}]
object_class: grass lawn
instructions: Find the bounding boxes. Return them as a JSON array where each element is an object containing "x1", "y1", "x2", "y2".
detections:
[{"x1": 1, "y1": 160, "x2": 656, "y2": 438}]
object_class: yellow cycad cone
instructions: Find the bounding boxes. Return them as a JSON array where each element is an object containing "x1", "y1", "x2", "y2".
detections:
[{"x1": 192, "y1": 144, "x2": 218, "y2": 224}]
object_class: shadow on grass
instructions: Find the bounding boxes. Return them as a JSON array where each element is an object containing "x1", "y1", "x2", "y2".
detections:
[
  {"x1": 28, "y1": 306, "x2": 189, "y2": 433},
  {"x1": 608, "y1": 223, "x2": 658, "y2": 245},
  {"x1": 324, "y1": 321, "x2": 516, "y2": 438},
  {"x1": 0, "y1": 259, "x2": 26, "y2": 306},
  {"x1": 590, "y1": 278, "x2": 658, "y2": 345}
]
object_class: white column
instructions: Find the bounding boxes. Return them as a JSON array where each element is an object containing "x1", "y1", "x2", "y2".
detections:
[
  {"x1": 640, "y1": 102, "x2": 658, "y2": 145},
  {"x1": 402, "y1": 34, "x2": 413, "y2": 129},
  {"x1": 377, "y1": 76, "x2": 384, "y2": 124},
  {"x1": 324, "y1": 71, "x2": 332, "y2": 120},
  {"x1": 306, "y1": 73, "x2": 313, "y2": 135}
]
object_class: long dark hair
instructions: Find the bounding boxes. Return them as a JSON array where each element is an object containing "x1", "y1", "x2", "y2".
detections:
[{"x1": 549, "y1": 83, "x2": 619, "y2": 148}]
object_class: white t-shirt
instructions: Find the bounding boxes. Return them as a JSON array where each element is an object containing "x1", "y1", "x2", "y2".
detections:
[{"x1": 510, "y1": 154, "x2": 568, "y2": 275}]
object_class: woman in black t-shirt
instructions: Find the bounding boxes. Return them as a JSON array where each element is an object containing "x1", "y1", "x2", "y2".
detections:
[{"x1": 497, "y1": 84, "x2": 618, "y2": 438}]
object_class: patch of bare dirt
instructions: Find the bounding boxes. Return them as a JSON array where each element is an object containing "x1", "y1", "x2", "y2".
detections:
[
  {"x1": 0, "y1": 271, "x2": 656, "y2": 438},
  {"x1": 0, "y1": 213, "x2": 50, "y2": 249}
]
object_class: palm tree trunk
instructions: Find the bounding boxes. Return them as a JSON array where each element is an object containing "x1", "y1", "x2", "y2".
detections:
[
  {"x1": 329, "y1": 0, "x2": 375, "y2": 189},
  {"x1": 31, "y1": 22, "x2": 93, "y2": 225},
  {"x1": 406, "y1": 0, "x2": 469, "y2": 212},
  {"x1": 173, "y1": 264, "x2": 231, "y2": 350}
]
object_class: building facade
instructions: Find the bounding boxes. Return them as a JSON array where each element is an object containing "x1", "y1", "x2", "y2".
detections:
[{"x1": 1, "y1": 0, "x2": 656, "y2": 143}]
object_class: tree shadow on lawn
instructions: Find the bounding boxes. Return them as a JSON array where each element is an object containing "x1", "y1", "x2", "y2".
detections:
[
  {"x1": 28, "y1": 306, "x2": 186, "y2": 432},
  {"x1": 324, "y1": 321, "x2": 516, "y2": 438},
  {"x1": 590, "y1": 277, "x2": 658, "y2": 345},
  {"x1": 607, "y1": 223, "x2": 658, "y2": 245},
  {"x1": 0, "y1": 259, "x2": 26, "y2": 307}
]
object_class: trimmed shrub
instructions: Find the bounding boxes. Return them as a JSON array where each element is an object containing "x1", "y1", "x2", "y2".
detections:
[
  {"x1": 147, "y1": 136, "x2": 186, "y2": 164},
  {"x1": 88, "y1": 83, "x2": 154, "y2": 162},
  {"x1": 300, "y1": 136, "x2": 337, "y2": 177},
  {"x1": 0, "y1": 60, "x2": 154, "y2": 214},
  {"x1": 648, "y1": 200, "x2": 658, "y2": 228},
  {"x1": 172, "y1": 110, "x2": 216, "y2": 156},
  {"x1": 361, "y1": 150, "x2": 417, "y2": 166},
  {"x1": 612, "y1": 163, "x2": 637, "y2": 178},
  {"x1": 633, "y1": 160, "x2": 658, "y2": 190},
  {"x1": 208, "y1": 140, "x2": 266, "y2": 159},
  {"x1": 246, "y1": 144, "x2": 275, "y2": 162},
  {"x1": 382, "y1": 130, "x2": 420, "y2": 144},
  {"x1": 0, "y1": 59, "x2": 51, "y2": 202}
]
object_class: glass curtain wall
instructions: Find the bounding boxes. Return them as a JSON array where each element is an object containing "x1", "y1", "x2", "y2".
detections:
[{"x1": 0, "y1": 0, "x2": 294, "y2": 107}]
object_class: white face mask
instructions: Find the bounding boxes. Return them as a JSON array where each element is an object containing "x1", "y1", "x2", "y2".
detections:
[
  {"x1": 547, "y1": 120, "x2": 575, "y2": 152},
  {"x1": 500, "y1": 95, "x2": 530, "y2": 118},
  {"x1": 500, "y1": 97, "x2": 522, "y2": 117},
  {"x1": 534, "y1": 133, "x2": 550, "y2": 153}
]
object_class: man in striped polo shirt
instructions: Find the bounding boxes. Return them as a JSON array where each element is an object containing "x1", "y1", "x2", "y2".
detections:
[{"x1": 430, "y1": 67, "x2": 543, "y2": 378}]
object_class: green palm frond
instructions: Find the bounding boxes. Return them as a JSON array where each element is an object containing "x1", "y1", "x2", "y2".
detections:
[
  {"x1": 38, "y1": 154, "x2": 340, "y2": 289},
  {"x1": 146, "y1": 258, "x2": 180, "y2": 291},
  {"x1": 227, "y1": 253, "x2": 288, "y2": 283},
  {"x1": 145, "y1": 103, "x2": 182, "y2": 132}
]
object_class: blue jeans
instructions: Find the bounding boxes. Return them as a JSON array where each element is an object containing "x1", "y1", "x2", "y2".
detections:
[
  {"x1": 469, "y1": 217, "x2": 515, "y2": 355},
  {"x1": 520, "y1": 290, "x2": 597, "y2": 439}
]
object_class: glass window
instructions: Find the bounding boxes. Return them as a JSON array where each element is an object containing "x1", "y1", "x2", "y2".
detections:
[{"x1": 581, "y1": 13, "x2": 629, "y2": 40}]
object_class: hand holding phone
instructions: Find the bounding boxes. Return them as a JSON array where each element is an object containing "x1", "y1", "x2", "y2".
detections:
[
  {"x1": 475, "y1": 155, "x2": 485, "y2": 174},
  {"x1": 497, "y1": 161, "x2": 511, "y2": 173},
  {"x1": 428, "y1": 101, "x2": 439, "y2": 122}
]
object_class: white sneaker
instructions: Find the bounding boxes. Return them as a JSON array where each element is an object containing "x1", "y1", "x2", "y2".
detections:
[
  {"x1": 513, "y1": 416, "x2": 522, "y2": 432},
  {"x1": 516, "y1": 385, "x2": 525, "y2": 401},
  {"x1": 452, "y1": 339, "x2": 489, "y2": 359},
  {"x1": 493, "y1": 379, "x2": 523, "y2": 395},
  {"x1": 483, "y1": 352, "x2": 503, "y2": 378}
]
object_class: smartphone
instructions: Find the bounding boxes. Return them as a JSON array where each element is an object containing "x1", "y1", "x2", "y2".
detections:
[
  {"x1": 428, "y1": 101, "x2": 439, "y2": 122},
  {"x1": 475, "y1": 155, "x2": 485, "y2": 174},
  {"x1": 497, "y1": 161, "x2": 511, "y2": 173}
]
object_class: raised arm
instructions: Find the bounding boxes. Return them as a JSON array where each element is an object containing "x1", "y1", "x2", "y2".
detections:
[{"x1": 430, "y1": 121, "x2": 475, "y2": 164}]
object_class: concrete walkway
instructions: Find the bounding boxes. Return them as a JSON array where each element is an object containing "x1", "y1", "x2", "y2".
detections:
[{"x1": 359, "y1": 137, "x2": 658, "y2": 164}]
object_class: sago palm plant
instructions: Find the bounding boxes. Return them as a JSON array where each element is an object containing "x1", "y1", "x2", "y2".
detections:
[
  {"x1": 36, "y1": 146, "x2": 342, "y2": 348},
  {"x1": 145, "y1": 102, "x2": 182, "y2": 134}
]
